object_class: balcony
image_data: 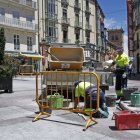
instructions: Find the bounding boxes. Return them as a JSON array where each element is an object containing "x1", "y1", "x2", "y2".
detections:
[
  {"x1": 8, "y1": 0, "x2": 37, "y2": 9},
  {"x1": 14, "y1": 44, "x2": 20, "y2": 50},
  {"x1": 85, "y1": 24, "x2": 92, "y2": 31},
  {"x1": 74, "y1": 3, "x2": 81, "y2": 13},
  {"x1": 62, "y1": 38, "x2": 71, "y2": 43},
  {"x1": 61, "y1": 18, "x2": 70, "y2": 25},
  {"x1": 74, "y1": 21, "x2": 82, "y2": 34},
  {"x1": 74, "y1": 21, "x2": 82, "y2": 29},
  {"x1": 61, "y1": 0, "x2": 69, "y2": 8},
  {"x1": 45, "y1": 37, "x2": 58, "y2": 43},
  {"x1": 0, "y1": 15, "x2": 36, "y2": 32},
  {"x1": 27, "y1": 45, "x2": 33, "y2": 51},
  {"x1": 85, "y1": 6, "x2": 91, "y2": 16},
  {"x1": 45, "y1": 13, "x2": 58, "y2": 22}
]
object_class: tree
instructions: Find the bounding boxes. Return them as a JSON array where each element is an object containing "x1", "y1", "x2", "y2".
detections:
[
  {"x1": 0, "y1": 27, "x2": 6, "y2": 64},
  {"x1": 0, "y1": 27, "x2": 20, "y2": 78}
]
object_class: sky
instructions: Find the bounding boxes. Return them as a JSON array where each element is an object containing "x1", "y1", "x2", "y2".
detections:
[{"x1": 98, "y1": 0, "x2": 128, "y2": 54}]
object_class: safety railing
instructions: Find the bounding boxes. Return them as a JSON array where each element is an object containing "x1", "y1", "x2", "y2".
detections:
[{"x1": 33, "y1": 71, "x2": 100, "y2": 130}]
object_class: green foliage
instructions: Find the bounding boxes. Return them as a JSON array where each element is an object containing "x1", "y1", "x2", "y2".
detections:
[
  {"x1": 0, "y1": 27, "x2": 6, "y2": 64},
  {"x1": 0, "y1": 28, "x2": 20, "y2": 78},
  {"x1": 0, "y1": 55, "x2": 20, "y2": 78}
]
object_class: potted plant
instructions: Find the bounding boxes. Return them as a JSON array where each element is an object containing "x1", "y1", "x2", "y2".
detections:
[{"x1": 0, "y1": 27, "x2": 20, "y2": 93}]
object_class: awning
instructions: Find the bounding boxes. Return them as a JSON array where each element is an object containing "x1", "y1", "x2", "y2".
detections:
[{"x1": 18, "y1": 53, "x2": 45, "y2": 59}]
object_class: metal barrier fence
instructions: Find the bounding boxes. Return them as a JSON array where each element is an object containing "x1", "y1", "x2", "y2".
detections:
[{"x1": 33, "y1": 71, "x2": 100, "y2": 130}]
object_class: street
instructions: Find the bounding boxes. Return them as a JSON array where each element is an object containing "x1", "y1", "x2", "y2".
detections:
[{"x1": 0, "y1": 75, "x2": 140, "y2": 140}]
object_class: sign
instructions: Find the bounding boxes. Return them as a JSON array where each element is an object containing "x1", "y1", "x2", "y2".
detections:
[{"x1": 61, "y1": 63, "x2": 70, "y2": 69}]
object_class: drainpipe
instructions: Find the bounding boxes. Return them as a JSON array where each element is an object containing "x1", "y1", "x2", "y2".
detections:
[
  {"x1": 82, "y1": 0, "x2": 84, "y2": 43},
  {"x1": 37, "y1": 0, "x2": 40, "y2": 54}
]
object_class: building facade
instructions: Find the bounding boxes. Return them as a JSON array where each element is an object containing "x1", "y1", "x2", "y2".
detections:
[
  {"x1": 107, "y1": 28, "x2": 124, "y2": 48},
  {"x1": 38, "y1": 0, "x2": 96, "y2": 44},
  {"x1": 0, "y1": 0, "x2": 38, "y2": 55},
  {"x1": 95, "y1": 3, "x2": 106, "y2": 62},
  {"x1": 38, "y1": 0, "x2": 107, "y2": 65},
  {"x1": 132, "y1": 0, "x2": 140, "y2": 73}
]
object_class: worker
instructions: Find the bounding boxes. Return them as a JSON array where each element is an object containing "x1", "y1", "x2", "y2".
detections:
[
  {"x1": 109, "y1": 47, "x2": 129, "y2": 100},
  {"x1": 74, "y1": 81, "x2": 109, "y2": 118}
]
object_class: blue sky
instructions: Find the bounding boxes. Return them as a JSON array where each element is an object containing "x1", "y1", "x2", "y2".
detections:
[{"x1": 98, "y1": 0, "x2": 128, "y2": 54}]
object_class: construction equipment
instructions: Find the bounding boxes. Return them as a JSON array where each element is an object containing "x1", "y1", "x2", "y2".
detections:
[{"x1": 45, "y1": 46, "x2": 114, "y2": 94}]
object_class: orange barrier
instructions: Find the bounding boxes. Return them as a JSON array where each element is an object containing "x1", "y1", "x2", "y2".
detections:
[{"x1": 33, "y1": 71, "x2": 100, "y2": 130}]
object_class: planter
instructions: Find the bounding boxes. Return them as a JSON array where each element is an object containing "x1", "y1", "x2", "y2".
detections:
[{"x1": 0, "y1": 77, "x2": 13, "y2": 93}]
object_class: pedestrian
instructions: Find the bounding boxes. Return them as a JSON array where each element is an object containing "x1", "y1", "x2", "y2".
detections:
[
  {"x1": 109, "y1": 47, "x2": 129, "y2": 100},
  {"x1": 132, "y1": 62, "x2": 136, "y2": 77},
  {"x1": 128, "y1": 60, "x2": 133, "y2": 78},
  {"x1": 74, "y1": 81, "x2": 109, "y2": 118},
  {"x1": 34, "y1": 61, "x2": 38, "y2": 72}
]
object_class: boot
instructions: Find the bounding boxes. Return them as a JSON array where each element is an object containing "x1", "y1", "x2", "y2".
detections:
[
  {"x1": 120, "y1": 96, "x2": 124, "y2": 101},
  {"x1": 116, "y1": 96, "x2": 121, "y2": 100}
]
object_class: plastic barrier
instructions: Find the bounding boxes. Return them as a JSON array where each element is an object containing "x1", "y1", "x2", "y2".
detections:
[{"x1": 33, "y1": 71, "x2": 100, "y2": 130}]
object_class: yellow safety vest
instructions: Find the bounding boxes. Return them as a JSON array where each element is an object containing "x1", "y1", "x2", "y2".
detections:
[{"x1": 115, "y1": 53, "x2": 129, "y2": 67}]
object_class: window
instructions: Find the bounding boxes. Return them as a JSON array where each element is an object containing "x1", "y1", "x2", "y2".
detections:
[
  {"x1": 47, "y1": 21, "x2": 57, "y2": 37},
  {"x1": 13, "y1": 11, "x2": 19, "y2": 19},
  {"x1": 63, "y1": 31, "x2": 68, "y2": 42},
  {"x1": 63, "y1": 9, "x2": 67, "y2": 19},
  {"x1": 45, "y1": 0, "x2": 58, "y2": 43},
  {"x1": 48, "y1": 0, "x2": 55, "y2": 14},
  {"x1": 0, "y1": 8, "x2": 5, "y2": 15},
  {"x1": 46, "y1": 0, "x2": 57, "y2": 20},
  {"x1": 46, "y1": 19, "x2": 58, "y2": 43},
  {"x1": 86, "y1": 0, "x2": 89, "y2": 7},
  {"x1": 115, "y1": 35, "x2": 118, "y2": 40},
  {"x1": 14, "y1": 35, "x2": 20, "y2": 50},
  {"x1": 26, "y1": 16, "x2": 32, "y2": 22},
  {"x1": 75, "y1": 14, "x2": 79, "y2": 24},
  {"x1": 75, "y1": 0, "x2": 79, "y2": 5},
  {"x1": 76, "y1": 33, "x2": 79, "y2": 40},
  {"x1": 27, "y1": 36, "x2": 32, "y2": 51},
  {"x1": 111, "y1": 35, "x2": 114, "y2": 41},
  {"x1": 86, "y1": 17, "x2": 89, "y2": 25},
  {"x1": 86, "y1": 37, "x2": 90, "y2": 43}
]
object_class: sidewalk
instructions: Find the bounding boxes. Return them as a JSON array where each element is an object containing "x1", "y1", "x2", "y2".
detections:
[
  {"x1": 128, "y1": 73, "x2": 140, "y2": 80},
  {"x1": 0, "y1": 76, "x2": 140, "y2": 140}
]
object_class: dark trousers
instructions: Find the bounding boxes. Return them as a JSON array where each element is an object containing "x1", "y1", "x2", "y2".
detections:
[
  {"x1": 122, "y1": 76, "x2": 127, "y2": 88},
  {"x1": 115, "y1": 69, "x2": 125, "y2": 91},
  {"x1": 128, "y1": 69, "x2": 132, "y2": 78},
  {"x1": 85, "y1": 86, "x2": 105, "y2": 109}
]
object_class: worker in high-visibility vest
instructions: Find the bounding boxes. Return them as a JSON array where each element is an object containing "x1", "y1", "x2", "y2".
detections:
[
  {"x1": 110, "y1": 47, "x2": 129, "y2": 100},
  {"x1": 73, "y1": 81, "x2": 109, "y2": 118}
]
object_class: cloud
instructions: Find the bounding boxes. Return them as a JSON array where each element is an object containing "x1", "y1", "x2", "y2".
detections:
[
  {"x1": 104, "y1": 18, "x2": 117, "y2": 28},
  {"x1": 124, "y1": 34, "x2": 128, "y2": 55},
  {"x1": 104, "y1": 18, "x2": 127, "y2": 29}
]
